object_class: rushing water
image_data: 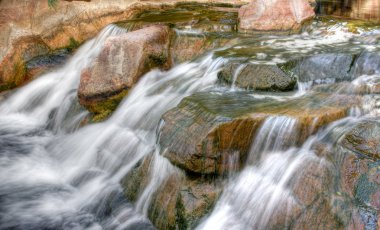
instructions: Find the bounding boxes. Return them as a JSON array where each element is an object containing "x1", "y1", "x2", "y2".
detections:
[{"x1": 0, "y1": 11, "x2": 379, "y2": 230}]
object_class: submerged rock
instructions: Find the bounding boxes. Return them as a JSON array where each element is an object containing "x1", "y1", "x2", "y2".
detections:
[
  {"x1": 290, "y1": 53, "x2": 356, "y2": 84},
  {"x1": 351, "y1": 52, "x2": 380, "y2": 78},
  {"x1": 122, "y1": 154, "x2": 223, "y2": 229},
  {"x1": 238, "y1": 0, "x2": 315, "y2": 31},
  {"x1": 218, "y1": 62, "x2": 296, "y2": 91},
  {"x1": 159, "y1": 91, "x2": 361, "y2": 175},
  {"x1": 78, "y1": 25, "x2": 172, "y2": 119}
]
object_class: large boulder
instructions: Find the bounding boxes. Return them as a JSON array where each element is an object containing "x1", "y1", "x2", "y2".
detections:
[
  {"x1": 159, "y1": 91, "x2": 361, "y2": 175},
  {"x1": 238, "y1": 0, "x2": 315, "y2": 31},
  {"x1": 218, "y1": 62, "x2": 297, "y2": 91},
  {"x1": 78, "y1": 25, "x2": 172, "y2": 119}
]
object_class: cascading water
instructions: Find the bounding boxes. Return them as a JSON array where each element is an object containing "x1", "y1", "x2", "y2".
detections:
[
  {"x1": 0, "y1": 23, "x2": 225, "y2": 229},
  {"x1": 0, "y1": 7, "x2": 379, "y2": 230}
]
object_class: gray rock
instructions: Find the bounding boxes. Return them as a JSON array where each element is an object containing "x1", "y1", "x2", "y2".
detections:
[{"x1": 218, "y1": 63, "x2": 296, "y2": 91}]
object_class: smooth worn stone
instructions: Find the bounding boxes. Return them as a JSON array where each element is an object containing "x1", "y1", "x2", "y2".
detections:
[
  {"x1": 171, "y1": 35, "x2": 229, "y2": 64},
  {"x1": 78, "y1": 25, "x2": 172, "y2": 117},
  {"x1": 218, "y1": 62, "x2": 296, "y2": 91},
  {"x1": 291, "y1": 160, "x2": 333, "y2": 206},
  {"x1": 238, "y1": 0, "x2": 315, "y2": 31},
  {"x1": 341, "y1": 120, "x2": 380, "y2": 160},
  {"x1": 290, "y1": 53, "x2": 356, "y2": 84},
  {"x1": 0, "y1": 36, "x2": 50, "y2": 90},
  {"x1": 159, "y1": 91, "x2": 361, "y2": 175}
]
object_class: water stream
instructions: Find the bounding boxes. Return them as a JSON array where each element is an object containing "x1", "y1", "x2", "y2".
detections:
[{"x1": 0, "y1": 8, "x2": 379, "y2": 230}]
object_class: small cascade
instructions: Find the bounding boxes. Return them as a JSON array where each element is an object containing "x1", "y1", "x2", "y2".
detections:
[
  {"x1": 0, "y1": 25, "x2": 127, "y2": 127},
  {"x1": 0, "y1": 22, "x2": 226, "y2": 228},
  {"x1": 0, "y1": 5, "x2": 379, "y2": 229},
  {"x1": 249, "y1": 116, "x2": 298, "y2": 157},
  {"x1": 231, "y1": 64, "x2": 247, "y2": 91},
  {"x1": 197, "y1": 115, "x2": 366, "y2": 230}
]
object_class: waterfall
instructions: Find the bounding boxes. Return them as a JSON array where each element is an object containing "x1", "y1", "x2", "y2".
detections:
[
  {"x1": 196, "y1": 115, "x2": 366, "y2": 230},
  {"x1": 0, "y1": 22, "x2": 225, "y2": 229}
]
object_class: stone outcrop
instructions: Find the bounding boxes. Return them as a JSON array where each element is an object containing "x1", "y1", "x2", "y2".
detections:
[
  {"x1": 218, "y1": 62, "x2": 297, "y2": 91},
  {"x1": 0, "y1": 0, "x2": 250, "y2": 90},
  {"x1": 238, "y1": 0, "x2": 315, "y2": 31},
  {"x1": 78, "y1": 25, "x2": 172, "y2": 118},
  {"x1": 159, "y1": 92, "x2": 361, "y2": 175}
]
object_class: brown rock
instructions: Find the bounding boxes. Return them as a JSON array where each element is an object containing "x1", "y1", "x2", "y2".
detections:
[
  {"x1": 121, "y1": 154, "x2": 223, "y2": 230},
  {"x1": 292, "y1": 198, "x2": 344, "y2": 230},
  {"x1": 159, "y1": 92, "x2": 361, "y2": 175},
  {"x1": 78, "y1": 25, "x2": 172, "y2": 115},
  {"x1": 238, "y1": 0, "x2": 315, "y2": 31},
  {"x1": 292, "y1": 160, "x2": 332, "y2": 206},
  {"x1": 148, "y1": 174, "x2": 222, "y2": 229}
]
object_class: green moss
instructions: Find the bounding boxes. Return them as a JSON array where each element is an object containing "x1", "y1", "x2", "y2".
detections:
[
  {"x1": 150, "y1": 54, "x2": 168, "y2": 66},
  {"x1": 175, "y1": 193, "x2": 188, "y2": 230},
  {"x1": 278, "y1": 59, "x2": 298, "y2": 77},
  {"x1": 88, "y1": 90, "x2": 129, "y2": 122},
  {"x1": 13, "y1": 61, "x2": 27, "y2": 86},
  {"x1": 0, "y1": 82, "x2": 16, "y2": 92},
  {"x1": 48, "y1": 0, "x2": 58, "y2": 8},
  {"x1": 66, "y1": 37, "x2": 81, "y2": 52}
]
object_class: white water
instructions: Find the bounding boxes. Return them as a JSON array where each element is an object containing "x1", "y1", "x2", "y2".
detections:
[
  {"x1": 0, "y1": 18, "x2": 379, "y2": 230},
  {"x1": 196, "y1": 114, "x2": 367, "y2": 230},
  {"x1": 0, "y1": 23, "x2": 225, "y2": 229}
]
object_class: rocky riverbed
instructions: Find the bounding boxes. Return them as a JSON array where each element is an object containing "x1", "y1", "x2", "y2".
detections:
[{"x1": 0, "y1": 1, "x2": 379, "y2": 230}]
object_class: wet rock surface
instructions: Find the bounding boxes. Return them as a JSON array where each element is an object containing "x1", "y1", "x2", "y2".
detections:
[
  {"x1": 341, "y1": 120, "x2": 380, "y2": 160},
  {"x1": 26, "y1": 49, "x2": 71, "y2": 79},
  {"x1": 122, "y1": 154, "x2": 223, "y2": 229},
  {"x1": 290, "y1": 53, "x2": 356, "y2": 83},
  {"x1": 218, "y1": 62, "x2": 297, "y2": 91},
  {"x1": 351, "y1": 52, "x2": 380, "y2": 78},
  {"x1": 159, "y1": 91, "x2": 361, "y2": 175},
  {"x1": 78, "y1": 25, "x2": 172, "y2": 118}
]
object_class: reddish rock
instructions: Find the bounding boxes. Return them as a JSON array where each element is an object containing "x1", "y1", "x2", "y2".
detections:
[
  {"x1": 78, "y1": 25, "x2": 172, "y2": 115},
  {"x1": 238, "y1": 0, "x2": 315, "y2": 31}
]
